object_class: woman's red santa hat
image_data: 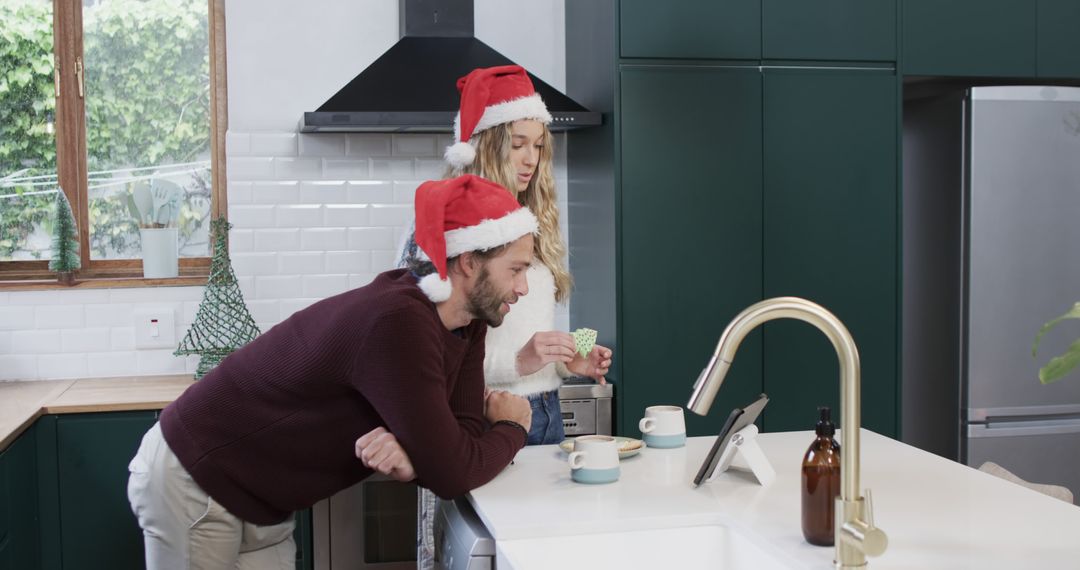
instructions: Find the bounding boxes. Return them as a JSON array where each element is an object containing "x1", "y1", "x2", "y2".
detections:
[
  {"x1": 445, "y1": 65, "x2": 553, "y2": 168},
  {"x1": 413, "y1": 174, "x2": 538, "y2": 302}
]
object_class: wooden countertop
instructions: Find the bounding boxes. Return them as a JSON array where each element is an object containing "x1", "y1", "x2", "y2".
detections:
[{"x1": 0, "y1": 375, "x2": 194, "y2": 452}]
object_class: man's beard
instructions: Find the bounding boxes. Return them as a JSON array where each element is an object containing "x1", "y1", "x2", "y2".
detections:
[{"x1": 467, "y1": 267, "x2": 515, "y2": 327}]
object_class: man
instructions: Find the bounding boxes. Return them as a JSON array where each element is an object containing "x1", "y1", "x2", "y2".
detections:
[{"x1": 127, "y1": 174, "x2": 536, "y2": 569}]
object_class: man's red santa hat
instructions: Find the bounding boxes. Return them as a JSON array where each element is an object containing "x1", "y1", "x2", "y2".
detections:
[{"x1": 413, "y1": 174, "x2": 538, "y2": 302}]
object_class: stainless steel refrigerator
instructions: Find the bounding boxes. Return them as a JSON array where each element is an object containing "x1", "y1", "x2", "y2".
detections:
[{"x1": 962, "y1": 86, "x2": 1080, "y2": 500}]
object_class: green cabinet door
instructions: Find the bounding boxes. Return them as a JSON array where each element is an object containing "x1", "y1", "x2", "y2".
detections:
[
  {"x1": 763, "y1": 0, "x2": 896, "y2": 62},
  {"x1": 762, "y1": 68, "x2": 898, "y2": 437},
  {"x1": 0, "y1": 426, "x2": 40, "y2": 570},
  {"x1": 1038, "y1": 0, "x2": 1080, "y2": 78},
  {"x1": 903, "y1": 0, "x2": 1036, "y2": 77},
  {"x1": 55, "y1": 412, "x2": 156, "y2": 570},
  {"x1": 620, "y1": 0, "x2": 761, "y2": 60},
  {"x1": 619, "y1": 65, "x2": 764, "y2": 437}
]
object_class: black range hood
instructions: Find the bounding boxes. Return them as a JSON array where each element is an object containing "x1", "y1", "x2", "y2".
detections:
[{"x1": 302, "y1": 0, "x2": 601, "y2": 133}]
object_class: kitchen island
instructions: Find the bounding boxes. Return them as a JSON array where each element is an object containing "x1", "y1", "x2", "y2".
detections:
[{"x1": 467, "y1": 429, "x2": 1080, "y2": 569}]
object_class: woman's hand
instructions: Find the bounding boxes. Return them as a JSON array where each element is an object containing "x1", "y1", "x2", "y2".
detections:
[
  {"x1": 515, "y1": 331, "x2": 577, "y2": 376},
  {"x1": 354, "y1": 427, "x2": 416, "y2": 482},
  {"x1": 566, "y1": 344, "x2": 613, "y2": 384}
]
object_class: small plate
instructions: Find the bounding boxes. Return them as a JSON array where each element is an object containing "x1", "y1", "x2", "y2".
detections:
[{"x1": 559, "y1": 436, "x2": 643, "y2": 459}]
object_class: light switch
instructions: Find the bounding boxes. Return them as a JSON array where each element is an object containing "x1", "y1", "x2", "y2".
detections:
[{"x1": 134, "y1": 308, "x2": 176, "y2": 349}]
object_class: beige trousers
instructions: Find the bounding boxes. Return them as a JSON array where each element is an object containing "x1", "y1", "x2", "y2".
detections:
[{"x1": 127, "y1": 422, "x2": 295, "y2": 570}]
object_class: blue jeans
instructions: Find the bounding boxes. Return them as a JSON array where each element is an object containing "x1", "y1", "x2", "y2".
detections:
[{"x1": 526, "y1": 390, "x2": 565, "y2": 445}]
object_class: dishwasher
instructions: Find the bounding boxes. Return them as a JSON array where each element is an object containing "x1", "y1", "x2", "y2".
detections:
[{"x1": 433, "y1": 497, "x2": 494, "y2": 570}]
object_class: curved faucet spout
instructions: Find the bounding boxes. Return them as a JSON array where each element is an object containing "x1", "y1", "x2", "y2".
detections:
[{"x1": 687, "y1": 297, "x2": 886, "y2": 568}]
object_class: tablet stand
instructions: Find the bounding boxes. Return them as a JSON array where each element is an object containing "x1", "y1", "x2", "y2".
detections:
[{"x1": 706, "y1": 424, "x2": 776, "y2": 486}]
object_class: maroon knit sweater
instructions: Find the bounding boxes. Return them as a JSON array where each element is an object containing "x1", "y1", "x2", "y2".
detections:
[{"x1": 159, "y1": 269, "x2": 525, "y2": 525}]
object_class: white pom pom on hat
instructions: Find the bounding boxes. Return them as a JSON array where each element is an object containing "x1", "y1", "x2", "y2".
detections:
[
  {"x1": 417, "y1": 273, "x2": 453, "y2": 303},
  {"x1": 444, "y1": 141, "x2": 477, "y2": 168}
]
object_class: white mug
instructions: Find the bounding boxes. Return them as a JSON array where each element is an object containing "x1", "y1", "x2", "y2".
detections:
[
  {"x1": 567, "y1": 435, "x2": 620, "y2": 484},
  {"x1": 639, "y1": 405, "x2": 687, "y2": 448}
]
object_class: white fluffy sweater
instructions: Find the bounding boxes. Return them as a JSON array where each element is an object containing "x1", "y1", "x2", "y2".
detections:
[{"x1": 484, "y1": 261, "x2": 570, "y2": 396}]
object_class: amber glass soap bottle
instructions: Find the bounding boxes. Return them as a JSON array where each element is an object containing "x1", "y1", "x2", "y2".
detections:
[{"x1": 802, "y1": 406, "x2": 841, "y2": 546}]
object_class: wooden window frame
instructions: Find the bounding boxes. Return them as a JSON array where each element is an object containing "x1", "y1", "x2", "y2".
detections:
[{"x1": 0, "y1": 0, "x2": 228, "y2": 290}]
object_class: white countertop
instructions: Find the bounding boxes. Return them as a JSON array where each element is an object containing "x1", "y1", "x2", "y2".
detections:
[{"x1": 466, "y1": 429, "x2": 1080, "y2": 569}]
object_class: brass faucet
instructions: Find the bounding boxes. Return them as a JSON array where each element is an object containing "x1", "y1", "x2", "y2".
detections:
[{"x1": 687, "y1": 297, "x2": 887, "y2": 569}]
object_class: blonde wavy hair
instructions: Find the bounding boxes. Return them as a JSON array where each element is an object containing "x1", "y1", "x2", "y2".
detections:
[{"x1": 446, "y1": 122, "x2": 572, "y2": 302}]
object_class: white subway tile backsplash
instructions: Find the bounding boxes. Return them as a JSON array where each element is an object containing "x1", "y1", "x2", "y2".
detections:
[
  {"x1": 371, "y1": 159, "x2": 415, "y2": 179},
  {"x1": 302, "y1": 274, "x2": 350, "y2": 298},
  {"x1": 436, "y1": 134, "x2": 454, "y2": 152},
  {"x1": 0, "y1": 355, "x2": 37, "y2": 380},
  {"x1": 371, "y1": 250, "x2": 399, "y2": 272},
  {"x1": 300, "y1": 134, "x2": 346, "y2": 157},
  {"x1": 230, "y1": 252, "x2": 280, "y2": 276},
  {"x1": 226, "y1": 132, "x2": 251, "y2": 156},
  {"x1": 136, "y1": 349, "x2": 188, "y2": 375},
  {"x1": 0, "y1": 306, "x2": 35, "y2": 330},
  {"x1": 322, "y1": 159, "x2": 371, "y2": 180},
  {"x1": 254, "y1": 229, "x2": 301, "y2": 252},
  {"x1": 35, "y1": 305, "x2": 85, "y2": 329},
  {"x1": 324, "y1": 204, "x2": 369, "y2": 227},
  {"x1": 393, "y1": 181, "x2": 420, "y2": 204},
  {"x1": 249, "y1": 133, "x2": 298, "y2": 156},
  {"x1": 229, "y1": 181, "x2": 253, "y2": 204},
  {"x1": 88, "y1": 351, "x2": 137, "y2": 377},
  {"x1": 347, "y1": 134, "x2": 392, "y2": 157},
  {"x1": 300, "y1": 228, "x2": 348, "y2": 251},
  {"x1": 85, "y1": 304, "x2": 134, "y2": 328},
  {"x1": 252, "y1": 181, "x2": 300, "y2": 204},
  {"x1": 0, "y1": 331, "x2": 10, "y2": 353},
  {"x1": 13, "y1": 289, "x2": 110, "y2": 305},
  {"x1": 392, "y1": 134, "x2": 437, "y2": 157},
  {"x1": 368, "y1": 204, "x2": 412, "y2": 227},
  {"x1": 349, "y1": 273, "x2": 379, "y2": 290},
  {"x1": 416, "y1": 159, "x2": 446, "y2": 179},
  {"x1": 229, "y1": 204, "x2": 277, "y2": 228},
  {"x1": 109, "y1": 287, "x2": 203, "y2": 304},
  {"x1": 12, "y1": 330, "x2": 61, "y2": 354},
  {"x1": 237, "y1": 276, "x2": 256, "y2": 300},
  {"x1": 111, "y1": 327, "x2": 136, "y2": 351},
  {"x1": 0, "y1": 292, "x2": 7, "y2": 304},
  {"x1": 245, "y1": 300, "x2": 281, "y2": 323},
  {"x1": 255, "y1": 275, "x2": 303, "y2": 299},
  {"x1": 228, "y1": 157, "x2": 275, "y2": 180},
  {"x1": 37, "y1": 353, "x2": 88, "y2": 379},
  {"x1": 274, "y1": 157, "x2": 321, "y2": 179},
  {"x1": 347, "y1": 181, "x2": 394, "y2": 204},
  {"x1": 182, "y1": 302, "x2": 199, "y2": 325},
  {"x1": 348, "y1": 227, "x2": 395, "y2": 250},
  {"x1": 61, "y1": 328, "x2": 112, "y2": 352},
  {"x1": 229, "y1": 229, "x2": 255, "y2": 253},
  {"x1": 276, "y1": 204, "x2": 322, "y2": 228},
  {"x1": 279, "y1": 252, "x2": 325, "y2": 274},
  {"x1": 326, "y1": 251, "x2": 371, "y2": 273},
  {"x1": 299, "y1": 181, "x2": 348, "y2": 204}
]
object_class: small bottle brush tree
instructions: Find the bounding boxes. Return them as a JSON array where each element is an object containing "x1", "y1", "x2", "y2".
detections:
[{"x1": 49, "y1": 189, "x2": 80, "y2": 285}]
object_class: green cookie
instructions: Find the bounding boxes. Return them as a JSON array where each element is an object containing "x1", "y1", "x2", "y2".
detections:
[{"x1": 573, "y1": 328, "x2": 598, "y2": 359}]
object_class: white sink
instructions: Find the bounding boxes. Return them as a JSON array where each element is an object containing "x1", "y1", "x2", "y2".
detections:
[{"x1": 496, "y1": 524, "x2": 797, "y2": 569}]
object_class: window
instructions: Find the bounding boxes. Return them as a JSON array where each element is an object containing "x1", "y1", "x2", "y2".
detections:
[{"x1": 0, "y1": 0, "x2": 227, "y2": 285}]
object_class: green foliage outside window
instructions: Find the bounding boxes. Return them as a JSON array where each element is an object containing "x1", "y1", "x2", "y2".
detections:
[{"x1": 0, "y1": 0, "x2": 211, "y2": 261}]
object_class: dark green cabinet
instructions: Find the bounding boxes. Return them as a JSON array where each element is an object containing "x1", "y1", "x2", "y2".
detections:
[
  {"x1": 620, "y1": 0, "x2": 761, "y2": 60},
  {"x1": 1037, "y1": 0, "x2": 1080, "y2": 78},
  {"x1": 619, "y1": 65, "x2": 765, "y2": 436},
  {"x1": 903, "y1": 0, "x2": 1036, "y2": 77},
  {"x1": 53, "y1": 412, "x2": 156, "y2": 570},
  {"x1": 1, "y1": 426, "x2": 40, "y2": 570},
  {"x1": 762, "y1": 68, "x2": 898, "y2": 435},
  {"x1": 763, "y1": 0, "x2": 896, "y2": 62}
]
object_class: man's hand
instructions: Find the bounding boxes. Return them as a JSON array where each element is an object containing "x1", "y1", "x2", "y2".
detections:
[
  {"x1": 484, "y1": 389, "x2": 532, "y2": 428},
  {"x1": 354, "y1": 427, "x2": 416, "y2": 482},
  {"x1": 566, "y1": 344, "x2": 613, "y2": 384},
  {"x1": 515, "y1": 331, "x2": 577, "y2": 377}
]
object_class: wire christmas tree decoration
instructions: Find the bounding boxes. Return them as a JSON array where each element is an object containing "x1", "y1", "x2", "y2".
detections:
[
  {"x1": 175, "y1": 218, "x2": 261, "y2": 379},
  {"x1": 49, "y1": 189, "x2": 81, "y2": 285}
]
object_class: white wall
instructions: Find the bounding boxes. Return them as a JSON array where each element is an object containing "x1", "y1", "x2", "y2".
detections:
[{"x1": 0, "y1": 0, "x2": 570, "y2": 381}]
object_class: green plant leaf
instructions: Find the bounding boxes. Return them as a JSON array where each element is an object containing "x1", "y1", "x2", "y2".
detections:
[
  {"x1": 1032, "y1": 302, "x2": 1080, "y2": 357},
  {"x1": 1038, "y1": 338, "x2": 1080, "y2": 385}
]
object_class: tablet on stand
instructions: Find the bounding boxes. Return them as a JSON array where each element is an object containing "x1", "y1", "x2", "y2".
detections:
[{"x1": 692, "y1": 394, "x2": 774, "y2": 487}]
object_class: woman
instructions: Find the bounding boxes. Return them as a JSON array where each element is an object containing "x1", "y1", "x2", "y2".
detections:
[{"x1": 400, "y1": 66, "x2": 613, "y2": 570}]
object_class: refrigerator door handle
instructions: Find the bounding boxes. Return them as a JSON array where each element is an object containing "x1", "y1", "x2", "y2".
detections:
[{"x1": 968, "y1": 418, "x2": 1080, "y2": 438}]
